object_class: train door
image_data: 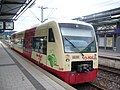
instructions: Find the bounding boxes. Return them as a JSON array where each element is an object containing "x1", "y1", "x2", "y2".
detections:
[
  {"x1": 34, "y1": 37, "x2": 47, "y2": 64},
  {"x1": 47, "y1": 28, "x2": 57, "y2": 68},
  {"x1": 32, "y1": 27, "x2": 47, "y2": 66},
  {"x1": 23, "y1": 28, "x2": 35, "y2": 57},
  {"x1": 39, "y1": 37, "x2": 47, "y2": 65}
]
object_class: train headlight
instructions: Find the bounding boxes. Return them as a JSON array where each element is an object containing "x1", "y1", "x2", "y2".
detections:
[
  {"x1": 65, "y1": 54, "x2": 70, "y2": 62},
  {"x1": 66, "y1": 59, "x2": 70, "y2": 62}
]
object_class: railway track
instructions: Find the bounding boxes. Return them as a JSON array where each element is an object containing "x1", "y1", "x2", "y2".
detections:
[
  {"x1": 89, "y1": 82, "x2": 107, "y2": 90},
  {"x1": 99, "y1": 64, "x2": 120, "y2": 75},
  {"x1": 72, "y1": 82, "x2": 107, "y2": 90},
  {"x1": 74, "y1": 65, "x2": 120, "y2": 90},
  {"x1": 92, "y1": 65, "x2": 120, "y2": 90}
]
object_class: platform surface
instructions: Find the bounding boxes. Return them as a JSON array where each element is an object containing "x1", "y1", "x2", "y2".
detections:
[
  {"x1": 0, "y1": 41, "x2": 76, "y2": 90},
  {"x1": 99, "y1": 49, "x2": 120, "y2": 60}
]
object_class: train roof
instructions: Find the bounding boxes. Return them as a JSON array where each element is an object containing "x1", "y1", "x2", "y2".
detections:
[
  {"x1": 43, "y1": 19, "x2": 93, "y2": 27},
  {"x1": 12, "y1": 19, "x2": 93, "y2": 36},
  {"x1": 12, "y1": 27, "x2": 36, "y2": 35}
]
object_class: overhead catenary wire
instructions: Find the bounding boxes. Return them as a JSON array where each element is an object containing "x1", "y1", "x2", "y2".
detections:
[
  {"x1": 29, "y1": 9, "x2": 41, "y2": 22},
  {"x1": 46, "y1": 8, "x2": 57, "y2": 19}
]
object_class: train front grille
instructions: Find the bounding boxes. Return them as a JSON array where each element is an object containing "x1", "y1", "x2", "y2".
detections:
[{"x1": 71, "y1": 61, "x2": 93, "y2": 73}]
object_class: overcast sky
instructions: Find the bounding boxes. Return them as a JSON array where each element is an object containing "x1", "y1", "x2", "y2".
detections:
[{"x1": 14, "y1": 0, "x2": 120, "y2": 32}]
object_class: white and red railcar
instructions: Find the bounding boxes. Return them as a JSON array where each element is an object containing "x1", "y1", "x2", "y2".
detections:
[{"x1": 10, "y1": 20, "x2": 98, "y2": 84}]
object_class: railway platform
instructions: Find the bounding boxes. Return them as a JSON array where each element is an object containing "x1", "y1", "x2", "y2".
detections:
[
  {"x1": 0, "y1": 41, "x2": 76, "y2": 90},
  {"x1": 99, "y1": 49, "x2": 120, "y2": 60},
  {"x1": 98, "y1": 49, "x2": 120, "y2": 69}
]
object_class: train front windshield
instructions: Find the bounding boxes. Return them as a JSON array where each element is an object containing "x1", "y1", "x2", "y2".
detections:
[{"x1": 59, "y1": 23, "x2": 97, "y2": 53}]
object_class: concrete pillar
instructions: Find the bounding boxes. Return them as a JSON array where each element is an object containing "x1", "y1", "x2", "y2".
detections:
[
  {"x1": 112, "y1": 34, "x2": 116, "y2": 51},
  {"x1": 116, "y1": 36, "x2": 120, "y2": 53},
  {"x1": 104, "y1": 34, "x2": 106, "y2": 50}
]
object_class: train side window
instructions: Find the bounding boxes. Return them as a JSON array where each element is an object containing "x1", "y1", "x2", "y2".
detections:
[
  {"x1": 21, "y1": 39, "x2": 24, "y2": 47},
  {"x1": 48, "y1": 28, "x2": 55, "y2": 42},
  {"x1": 32, "y1": 37, "x2": 47, "y2": 55}
]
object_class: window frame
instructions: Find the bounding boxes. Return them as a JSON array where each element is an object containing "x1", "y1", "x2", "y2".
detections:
[
  {"x1": 48, "y1": 28, "x2": 55, "y2": 42},
  {"x1": 32, "y1": 37, "x2": 47, "y2": 55}
]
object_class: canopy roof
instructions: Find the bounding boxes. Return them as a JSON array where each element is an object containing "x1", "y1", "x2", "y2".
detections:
[
  {"x1": 73, "y1": 7, "x2": 120, "y2": 26},
  {"x1": 0, "y1": 0, "x2": 36, "y2": 21}
]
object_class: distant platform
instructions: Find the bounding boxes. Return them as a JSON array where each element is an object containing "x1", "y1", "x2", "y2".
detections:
[{"x1": 99, "y1": 49, "x2": 120, "y2": 69}]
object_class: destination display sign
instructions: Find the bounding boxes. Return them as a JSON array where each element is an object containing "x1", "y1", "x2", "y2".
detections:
[
  {"x1": 0, "y1": 22, "x2": 4, "y2": 30},
  {"x1": 5, "y1": 22, "x2": 14, "y2": 30},
  {"x1": 0, "y1": 21, "x2": 14, "y2": 30}
]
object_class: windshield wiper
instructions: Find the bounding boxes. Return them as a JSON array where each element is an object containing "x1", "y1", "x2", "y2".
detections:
[
  {"x1": 81, "y1": 40, "x2": 95, "y2": 52},
  {"x1": 65, "y1": 38, "x2": 84, "y2": 56}
]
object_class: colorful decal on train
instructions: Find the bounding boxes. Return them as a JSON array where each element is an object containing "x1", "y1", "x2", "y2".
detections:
[
  {"x1": 48, "y1": 54, "x2": 57, "y2": 67},
  {"x1": 82, "y1": 54, "x2": 97, "y2": 60},
  {"x1": 36, "y1": 53, "x2": 42, "y2": 61}
]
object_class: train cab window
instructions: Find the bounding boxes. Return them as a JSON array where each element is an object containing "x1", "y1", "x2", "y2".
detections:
[
  {"x1": 48, "y1": 28, "x2": 55, "y2": 42},
  {"x1": 32, "y1": 37, "x2": 47, "y2": 55}
]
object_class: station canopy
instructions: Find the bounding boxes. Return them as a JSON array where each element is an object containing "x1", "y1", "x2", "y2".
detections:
[
  {"x1": 0, "y1": 0, "x2": 36, "y2": 21},
  {"x1": 73, "y1": 7, "x2": 120, "y2": 26}
]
